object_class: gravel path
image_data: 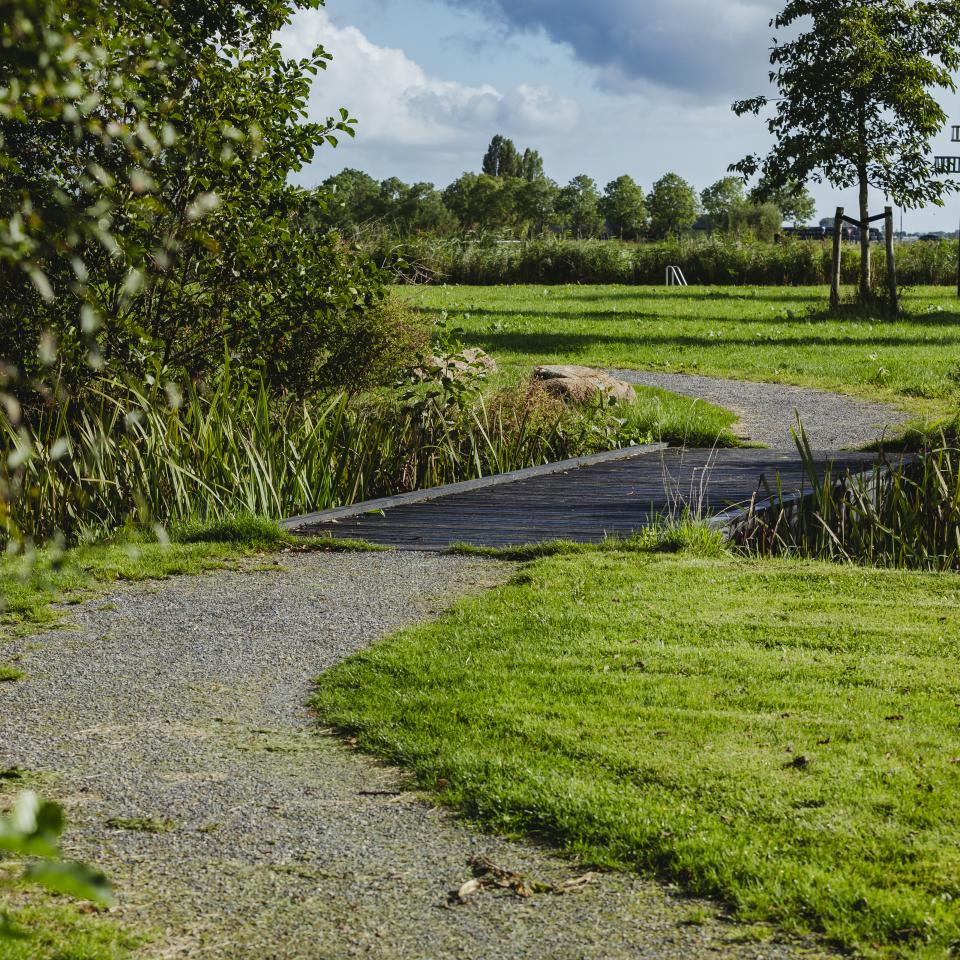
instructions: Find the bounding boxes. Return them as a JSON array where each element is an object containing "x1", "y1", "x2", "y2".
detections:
[
  {"x1": 2, "y1": 552, "x2": 828, "y2": 959},
  {"x1": 609, "y1": 369, "x2": 911, "y2": 448}
]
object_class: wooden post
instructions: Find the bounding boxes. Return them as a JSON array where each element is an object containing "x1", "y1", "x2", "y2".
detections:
[
  {"x1": 884, "y1": 206, "x2": 898, "y2": 315},
  {"x1": 830, "y1": 206, "x2": 843, "y2": 310}
]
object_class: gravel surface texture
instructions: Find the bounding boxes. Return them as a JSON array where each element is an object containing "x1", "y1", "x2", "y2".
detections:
[
  {"x1": 2, "y1": 551, "x2": 830, "y2": 959},
  {"x1": 608, "y1": 369, "x2": 910, "y2": 448}
]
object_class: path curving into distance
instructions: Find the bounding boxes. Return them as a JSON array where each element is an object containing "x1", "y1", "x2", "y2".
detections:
[
  {"x1": 609, "y1": 369, "x2": 911, "y2": 449},
  {"x1": 1, "y1": 552, "x2": 829, "y2": 960}
]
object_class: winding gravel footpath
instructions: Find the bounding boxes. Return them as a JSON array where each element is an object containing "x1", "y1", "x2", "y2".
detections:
[
  {"x1": 609, "y1": 369, "x2": 911, "y2": 448},
  {"x1": 1, "y1": 551, "x2": 829, "y2": 959}
]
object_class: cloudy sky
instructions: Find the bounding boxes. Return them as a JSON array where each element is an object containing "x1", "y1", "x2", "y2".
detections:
[{"x1": 280, "y1": 0, "x2": 960, "y2": 231}]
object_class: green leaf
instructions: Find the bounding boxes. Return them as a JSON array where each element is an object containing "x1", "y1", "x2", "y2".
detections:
[
  {"x1": 24, "y1": 861, "x2": 114, "y2": 906},
  {"x1": 0, "y1": 792, "x2": 64, "y2": 857}
]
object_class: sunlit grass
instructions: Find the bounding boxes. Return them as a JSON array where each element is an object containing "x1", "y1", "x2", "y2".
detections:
[
  {"x1": 315, "y1": 544, "x2": 960, "y2": 957},
  {"x1": 401, "y1": 284, "x2": 960, "y2": 411}
]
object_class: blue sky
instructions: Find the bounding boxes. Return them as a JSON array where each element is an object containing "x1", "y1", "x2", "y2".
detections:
[{"x1": 280, "y1": 0, "x2": 960, "y2": 231}]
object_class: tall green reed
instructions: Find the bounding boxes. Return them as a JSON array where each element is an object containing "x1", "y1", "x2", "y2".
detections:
[
  {"x1": 0, "y1": 365, "x2": 634, "y2": 546},
  {"x1": 368, "y1": 236, "x2": 960, "y2": 287},
  {"x1": 733, "y1": 422, "x2": 960, "y2": 570}
]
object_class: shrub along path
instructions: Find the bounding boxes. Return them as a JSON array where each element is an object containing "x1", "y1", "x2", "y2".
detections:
[
  {"x1": 607, "y1": 370, "x2": 911, "y2": 448},
  {"x1": 0, "y1": 551, "x2": 829, "y2": 960}
]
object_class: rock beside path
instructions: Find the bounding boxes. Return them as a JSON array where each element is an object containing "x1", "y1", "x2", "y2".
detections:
[{"x1": 534, "y1": 365, "x2": 636, "y2": 405}]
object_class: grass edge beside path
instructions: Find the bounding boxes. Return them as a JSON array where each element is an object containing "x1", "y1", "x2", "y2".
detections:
[
  {"x1": 0, "y1": 517, "x2": 383, "y2": 661},
  {"x1": 1, "y1": 516, "x2": 385, "y2": 960},
  {"x1": 313, "y1": 537, "x2": 960, "y2": 959}
]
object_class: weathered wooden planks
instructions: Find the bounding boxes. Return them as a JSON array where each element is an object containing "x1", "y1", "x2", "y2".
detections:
[{"x1": 289, "y1": 448, "x2": 878, "y2": 550}]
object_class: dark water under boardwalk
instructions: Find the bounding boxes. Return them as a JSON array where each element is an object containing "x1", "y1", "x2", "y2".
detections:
[{"x1": 291, "y1": 448, "x2": 879, "y2": 550}]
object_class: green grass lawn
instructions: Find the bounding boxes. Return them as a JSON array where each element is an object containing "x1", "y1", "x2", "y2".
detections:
[
  {"x1": 314, "y1": 540, "x2": 960, "y2": 958},
  {"x1": 0, "y1": 892, "x2": 144, "y2": 960},
  {"x1": 588, "y1": 383, "x2": 738, "y2": 446},
  {"x1": 401, "y1": 284, "x2": 960, "y2": 413}
]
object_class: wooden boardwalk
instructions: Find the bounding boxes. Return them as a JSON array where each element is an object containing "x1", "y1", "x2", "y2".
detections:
[{"x1": 286, "y1": 446, "x2": 878, "y2": 551}]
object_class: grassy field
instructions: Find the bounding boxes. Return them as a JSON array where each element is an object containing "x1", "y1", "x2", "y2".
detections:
[
  {"x1": 315, "y1": 539, "x2": 960, "y2": 958},
  {"x1": 401, "y1": 284, "x2": 960, "y2": 413}
]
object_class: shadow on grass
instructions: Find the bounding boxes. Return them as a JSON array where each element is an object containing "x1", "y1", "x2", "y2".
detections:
[
  {"x1": 457, "y1": 330, "x2": 960, "y2": 358},
  {"x1": 414, "y1": 301, "x2": 960, "y2": 332}
]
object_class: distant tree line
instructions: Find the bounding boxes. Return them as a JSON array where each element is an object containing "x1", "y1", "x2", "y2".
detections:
[{"x1": 308, "y1": 134, "x2": 817, "y2": 243}]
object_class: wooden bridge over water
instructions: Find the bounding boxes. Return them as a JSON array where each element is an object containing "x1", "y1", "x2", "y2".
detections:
[{"x1": 284, "y1": 445, "x2": 876, "y2": 550}]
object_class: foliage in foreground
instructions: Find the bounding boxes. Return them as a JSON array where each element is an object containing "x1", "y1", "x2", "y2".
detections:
[
  {"x1": 0, "y1": 785, "x2": 139, "y2": 960},
  {"x1": 0, "y1": 0, "x2": 412, "y2": 553},
  {"x1": 1, "y1": 0, "x2": 376, "y2": 400},
  {"x1": 735, "y1": 422, "x2": 960, "y2": 570},
  {"x1": 1, "y1": 792, "x2": 113, "y2": 940},
  {"x1": 313, "y1": 547, "x2": 960, "y2": 958}
]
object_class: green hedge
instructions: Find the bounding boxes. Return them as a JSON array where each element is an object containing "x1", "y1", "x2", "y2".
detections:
[{"x1": 369, "y1": 236, "x2": 960, "y2": 287}]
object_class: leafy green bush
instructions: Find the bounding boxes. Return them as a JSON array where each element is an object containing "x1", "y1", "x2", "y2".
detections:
[{"x1": 0, "y1": 0, "x2": 385, "y2": 401}]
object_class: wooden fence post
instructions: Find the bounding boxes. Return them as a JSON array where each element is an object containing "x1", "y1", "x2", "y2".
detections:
[
  {"x1": 884, "y1": 207, "x2": 898, "y2": 315},
  {"x1": 830, "y1": 206, "x2": 843, "y2": 310}
]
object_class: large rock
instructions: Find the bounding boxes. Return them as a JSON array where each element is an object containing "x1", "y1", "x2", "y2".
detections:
[{"x1": 533, "y1": 365, "x2": 636, "y2": 406}]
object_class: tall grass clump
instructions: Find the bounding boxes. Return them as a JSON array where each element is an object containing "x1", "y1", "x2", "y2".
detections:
[
  {"x1": 733, "y1": 422, "x2": 960, "y2": 570},
  {"x1": 0, "y1": 365, "x2": 642, "y2": 547}
]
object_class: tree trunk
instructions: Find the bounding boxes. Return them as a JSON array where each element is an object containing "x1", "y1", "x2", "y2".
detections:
[{"x1": 858, "y1": 167, "x2": 871, "y2": 302}]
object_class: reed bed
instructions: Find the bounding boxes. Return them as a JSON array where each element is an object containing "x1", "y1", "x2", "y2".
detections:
[
  {"x1": 0, "y1": 369, "x2": 634, "y2": 546},
  {"x1": 733, "y1": 424, "x2": 960, "y2": 570},
  {"x1": 371, "y1": 236, "x2": 960, "y2": 287}
]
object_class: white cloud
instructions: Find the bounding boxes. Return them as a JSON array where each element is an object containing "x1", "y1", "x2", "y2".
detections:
[
  {"x1": 501, "y1": 83, "x2": 580, "y2": 131},
  {"x1": 278, "y1": 9, "x2": 580, "y2": 150}
]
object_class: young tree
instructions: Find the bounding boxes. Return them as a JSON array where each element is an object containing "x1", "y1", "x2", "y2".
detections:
[
  {"x1": 481, "y1": 134, "x2": 522, "y2": 178},
  {"x1": 700, "y1": 176, "x2": 746, "y2": 235},
  {"x1": 600, "y1": 175, "x2": 647, "y2": 240},
  {"x1": 732, "y1": 0, "x2": 960, "y2": 303},
  {"x1": 556, "y1": 175, "x2": 603, "y2": 239},
  {"x1": 647, "y1": 173, "x2": 700, "y2": 240},
  {"x1": 749, "y1": 177, "x2": 817, "y2": 226},
  {"x1": 520, "y1": 148, "x2": 545, "y2": 182}
]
